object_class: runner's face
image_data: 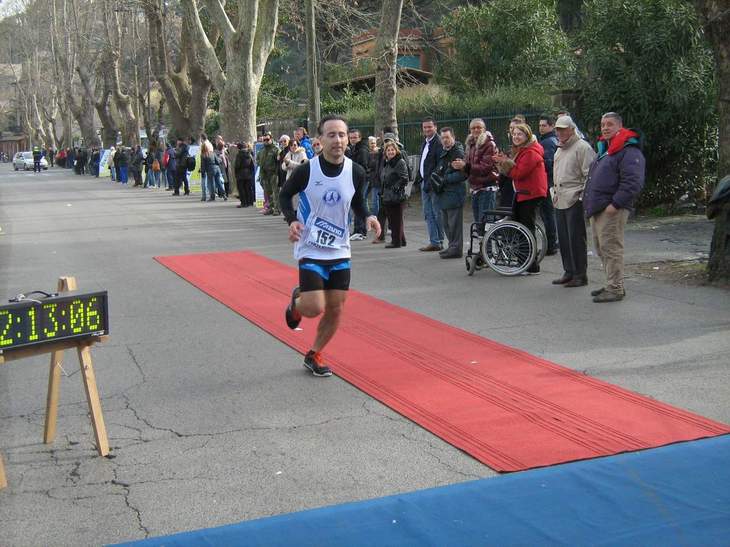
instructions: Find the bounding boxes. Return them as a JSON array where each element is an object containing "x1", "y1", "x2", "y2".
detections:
[{"x1": 320, "y1": 120, "x2": 349, "y2": 163}]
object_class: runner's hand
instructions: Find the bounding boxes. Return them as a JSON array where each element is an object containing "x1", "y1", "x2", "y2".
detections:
[
  {"x1": 366, "y1": 216, "x2": 382, "y2": 239},
  {"x1": 289, "y1": 221, "x2": 304, "y2": 242}
]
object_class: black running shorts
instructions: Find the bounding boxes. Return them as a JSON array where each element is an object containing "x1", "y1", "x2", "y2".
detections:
[{"x1": 298, "y1": 259, "x2": 351, "y2": 292}]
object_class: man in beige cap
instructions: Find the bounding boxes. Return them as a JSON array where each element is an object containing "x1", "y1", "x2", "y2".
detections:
[{"x1": 552, "y1": 115, "x2": 596, "y2": 287}]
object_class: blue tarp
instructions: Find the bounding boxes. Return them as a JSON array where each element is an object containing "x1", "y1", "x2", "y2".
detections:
[{"x1": 115, "y1": 435, "x2": 730, "y2": 547}]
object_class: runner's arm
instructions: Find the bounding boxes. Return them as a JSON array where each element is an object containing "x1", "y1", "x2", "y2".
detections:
[{"x1": 280, "y1": 163, "x2": 311, "y2": 225}]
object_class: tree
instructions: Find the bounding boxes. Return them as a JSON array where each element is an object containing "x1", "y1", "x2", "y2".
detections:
[
  {"x1": 439, "y1": 0, "x2": 573, "y2": 92},
  {"x1": 691, "y1": 1, "x2": 730, "y2": 282},
  {"x1": 143, "y1": 0, "x2": 212, "y2": 141},
  {"x1": 102, "y1": 0, "x2": 141, "y2": 145},
  {"x1": 304, "y1": 0, "x2": 320, "y2": 132},
  {"x1": 576, "y1": 0, "x2": 717, "y2": 206},
  {"x1": 373, "y1": 0, "x2": 404, "y2": 135},
  {"x1": 182, "y1": 0, "x2": 279, "y2": 143}
]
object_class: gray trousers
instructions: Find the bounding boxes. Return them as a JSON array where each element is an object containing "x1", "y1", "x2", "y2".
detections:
[
  {"x1": 441, "y1": 206, "x2": 464, "y2": 254},
  {"x1": 556, "y1": 200, "x2": 588, "y2": 278}
]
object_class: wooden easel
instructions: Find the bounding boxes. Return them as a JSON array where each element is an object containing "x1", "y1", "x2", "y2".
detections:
[{"x1": 0, "y1": 277, "x2": 109, "y2": 490}]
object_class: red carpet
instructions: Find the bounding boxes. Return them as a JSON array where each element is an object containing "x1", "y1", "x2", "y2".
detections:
[{"x1": 155, "y1": 251, "x2": 730, "y2": 472}]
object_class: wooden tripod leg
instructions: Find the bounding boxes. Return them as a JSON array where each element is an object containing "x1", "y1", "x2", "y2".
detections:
[
  {"x1": 0, "y1": 451, "x2": 6, "y2": 489},
  {"x1": 43, "y1": 350, "x2": 64, "y2": 444},
  {"x1": 43, "y1": 277, "x2": 76, "y2": 445},
  {"x1": 77, "y1": 344, "x2": 109, "y2": 457}
]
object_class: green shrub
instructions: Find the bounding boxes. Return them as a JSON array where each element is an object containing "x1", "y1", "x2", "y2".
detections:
[
  {"x1": 576, "y1": 0, "x2": 717, "y2": 207},
  {"x1": 438, "y1": 0, "x2": 574, "y2": 92}
]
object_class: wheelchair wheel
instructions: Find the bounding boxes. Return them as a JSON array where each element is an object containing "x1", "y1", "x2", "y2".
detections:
[
  {"x1": 481, "y1": 220, "x2": 536, "y2": 276},
  {"x1": 535, "y1": 222, "x2": 547, "y2": 264}
]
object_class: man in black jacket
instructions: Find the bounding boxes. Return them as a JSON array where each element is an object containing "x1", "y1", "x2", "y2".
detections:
[
  {"x1": 346, "y1": 129, "x2": 371, "y2": 240},
  {"x1": 415, "y1": 117, "x2": 444, "y2": 251}
]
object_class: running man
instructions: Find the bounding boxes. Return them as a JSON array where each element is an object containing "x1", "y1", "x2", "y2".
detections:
[{"x1": 280, "y1": 115, "x2": 381, "y2": 377}]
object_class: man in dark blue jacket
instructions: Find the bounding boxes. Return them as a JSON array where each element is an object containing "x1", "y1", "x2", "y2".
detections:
[
  {"x1": 416, "y1": 117, "x2": 444, "y2": 251},
  {"x1": 584, "y1": 112, "x2": 645, "y2": 303},
  {"x1": 538, "y1": 116, "x2": 559, "y2": 254}
]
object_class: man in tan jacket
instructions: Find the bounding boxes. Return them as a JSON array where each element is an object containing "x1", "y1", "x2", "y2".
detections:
[{"x1": 552, "y1": 116, "x2": 596, "y2": 287}]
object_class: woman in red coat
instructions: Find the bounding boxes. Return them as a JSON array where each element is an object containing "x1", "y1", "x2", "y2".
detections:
[{"x1": 494, "y1": 123, "x2": 548, "y2": 273}]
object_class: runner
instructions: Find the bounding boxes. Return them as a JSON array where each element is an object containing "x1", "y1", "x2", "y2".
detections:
[{"x1": 280, "y1": 115, "x2": 381, "y2": 377}]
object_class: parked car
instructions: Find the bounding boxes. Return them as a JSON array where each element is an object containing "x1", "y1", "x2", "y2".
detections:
[{"x1": 13, "y1": 151, "x2": 48, "y2": 171}]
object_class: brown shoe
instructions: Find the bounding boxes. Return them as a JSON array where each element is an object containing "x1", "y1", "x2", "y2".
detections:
[
  {"x1": 552, "y1": 274, "x2": 572, "y2": 285},
  {"x1": 564, "y1": 277, "x2": 588, "y2": 287},
  {"x1": 590, "y1": 287, "x2": 606, "y2": 297},
  {"x1": 372, "y1": 238, "x2": 384, "y2": 244},
  {"x1": 419, "y1": 244, "x2": 443, "y2": 252},
  {"x1": 593, "y1": 290, "x2": 625, "y2": 303}
]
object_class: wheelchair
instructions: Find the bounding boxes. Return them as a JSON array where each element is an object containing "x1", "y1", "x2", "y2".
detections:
[{"x1": 465, "y1": 205, "x2": 548, "y2": 277}]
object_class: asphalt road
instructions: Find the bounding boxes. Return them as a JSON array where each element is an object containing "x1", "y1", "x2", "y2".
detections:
[{"x1": 1, "y1": 168, "x2": 728, "y2": 546}]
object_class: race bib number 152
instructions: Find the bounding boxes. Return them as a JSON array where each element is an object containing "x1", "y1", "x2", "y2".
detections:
[{"x1": 307, "y1": 217, "x2": 345, "y2": 248}]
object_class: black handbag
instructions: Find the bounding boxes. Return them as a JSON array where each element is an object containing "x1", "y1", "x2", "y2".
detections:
[{"x1": 429, "y1": 171, "x2": 445, "y2": 193}]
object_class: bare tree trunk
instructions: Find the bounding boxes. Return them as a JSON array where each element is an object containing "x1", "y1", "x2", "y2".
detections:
[
  {"x1": 78, "y1": 61, "x2": 118, "y2": 148},
  {"x1": 694, "y1": 1, "x2": 730, "y2": 281},
  {"x1": 102, "y1": 0, "x2": 139, "y2": 145},
  {"x1": 146, "y1": 3, "x2": 211, "y2": 141},
  {"x1": 182, "y1": 0, "x2": 279, "y2": 143},
  {"x1": 373, "y1": 0, "x2": 403, "y2": 136},
  {"x1": 305, "y1": 0, "x2": 320, "y2": 132}
]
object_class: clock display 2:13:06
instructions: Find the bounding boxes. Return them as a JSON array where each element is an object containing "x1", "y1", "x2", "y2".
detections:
[{"x1": 0, "y1": 292, "x2": 109, "y2": 350}]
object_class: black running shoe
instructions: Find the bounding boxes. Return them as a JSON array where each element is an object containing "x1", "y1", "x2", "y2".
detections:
[
  {"x1": 303, "y1": 350, "x2": 332, "y2": 377},
  {"x1": 285, "y1": 286, "x2": 302, "y2": 329}
]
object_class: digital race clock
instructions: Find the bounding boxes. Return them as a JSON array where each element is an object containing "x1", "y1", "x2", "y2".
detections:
[{"x1": 0, "y1": 291, "x2": 109, "y2": 352}]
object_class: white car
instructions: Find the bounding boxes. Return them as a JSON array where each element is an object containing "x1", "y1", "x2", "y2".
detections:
[{"x1": 13, "y1": 151, "x2": 48, "y2": 171}]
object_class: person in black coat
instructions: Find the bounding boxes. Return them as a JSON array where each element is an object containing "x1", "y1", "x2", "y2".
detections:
[
  {"x1": 234, "y1": 142, "x2": 255, "y2": 207},
  {"x1": 380, "y1": 142, "x2": 409, "y2": 248}
]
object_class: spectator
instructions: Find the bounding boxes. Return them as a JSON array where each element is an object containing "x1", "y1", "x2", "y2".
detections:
[
  {"x1": 346, "y1": 129, "x2": 370, "y2": 240},
  {"x1": 277, "y1": 135, "x2": 291, "y2": 191},
  {"x1": 108, "y1": 146, "x2": 116, "y2": 181},
  {"x1": 174, "y1": 139, "x2": 190, "y2": 196},
  {"x1": 117, "y1": 147, "x2": 129, "y2": 184},
  {"x1": 538, "y1": 115, "x2": 559, "y2": 254},
  {"x1": 256, "y1": 132, "x2": 280, "y2": 215},
  {"x1": 583, "y1": 112, "x2": 645, "y2": 302},
  {"x1": 214, "y1": 136, "x2": 230, "y2": 197},
  {"x1": 312, "y1": 138, "x2": 323, "y2": 156},
  {"x1": 552, "y1": 115, "x2": 597, "y2": 288},
  {"x1": 130, "y1": 145, "x2": 144, "y2": 186},
  {"x1": 415, "y1": 117, "x2": 444, "y2": 252},
  {"x1": 380, "y1": 141, "x2": 409, "y2": 248},
  {"x1": 200, "y1": 134, "x2": 226, "y2": 201},
  {"x1": 366, "y1": 136, "x2": 381, "y2": 235},
  {"x1": 294, "y1": 126, "x2": 315, "y2": 159},
  {"x1": 277, "y1": 135, "x2": 290, "y2": 196},
  {"x1": 494, "y1": 123, "x2": 548, "y2": 274},
  {"x1": 282, "y1": 139, "x2": 308, "y2": 181},
  {"x1": 452, "y1": 118, "x2": 499, "y2": 234},
  {"x1": 234, "y1": 142, "x2": 255, "y2": 207},
  {"x1": 164, "y1": 142, "x2": 176, "y2": 190},
  {"x1": 433, "y1": 127, "x2": 467, "y2": 258}
]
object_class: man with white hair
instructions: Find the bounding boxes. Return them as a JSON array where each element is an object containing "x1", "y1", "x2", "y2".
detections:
[{"x1": 552, "y1": 115, "x2": 596, "y2": 288}]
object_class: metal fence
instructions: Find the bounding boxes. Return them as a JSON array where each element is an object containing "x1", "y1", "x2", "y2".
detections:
[{"x1": 348, "y1": 111, "x2": 546, "y2": 154}]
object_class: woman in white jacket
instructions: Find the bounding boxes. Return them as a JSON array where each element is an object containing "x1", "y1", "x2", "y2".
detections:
[{"x1": 282, "y1": 139, "x2": 309, "y2": 180}]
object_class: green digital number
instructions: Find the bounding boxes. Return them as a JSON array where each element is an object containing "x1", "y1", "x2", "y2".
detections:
[
  {"x1": 0, "y1": 310, "x2": 13, "y2": 347},
  {"x1": 86, "y1": 297, "x2": 100, "y2": 330},
  {"x1": 43, "y1": 303, "x2": 58, "y2": 338},
  {"x1": 69, "y1": 299, "x2": 85, "y2": 334},
  {"x1": 28, "y1": 306, "x2": 39, "y2": 341}
]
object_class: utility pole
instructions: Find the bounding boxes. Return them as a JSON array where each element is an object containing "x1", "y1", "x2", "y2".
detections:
[{"x1": 304, "y1": 0, "x2": 320, "y2": 133}]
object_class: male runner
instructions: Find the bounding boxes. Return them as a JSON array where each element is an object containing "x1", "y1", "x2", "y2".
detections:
[{"x1": 280, "y1": 115, "x2": 381, "y2": 377}]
